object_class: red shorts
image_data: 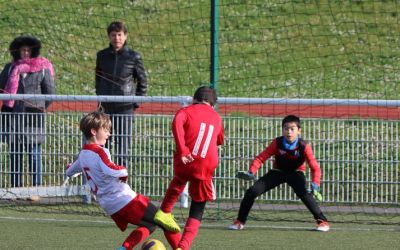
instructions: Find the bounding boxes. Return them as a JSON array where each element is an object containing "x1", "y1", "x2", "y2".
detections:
[
  {"x1": 110, "y1": 194, "x2": 149, "y2": 231},
  {"x1": 188, "y1": 178, "x2": 216, "y2": 202}
]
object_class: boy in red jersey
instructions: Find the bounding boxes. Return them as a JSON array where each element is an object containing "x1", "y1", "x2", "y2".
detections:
[
  {"x1": 229, "y1": 115, "x2": 330, "y2": 232},
  {"x1": 154, "y1": 86, "x2": 225, "y2": 250},
  {"x1": 65, "y1": 112, "x2": 181, "y2": 250}
]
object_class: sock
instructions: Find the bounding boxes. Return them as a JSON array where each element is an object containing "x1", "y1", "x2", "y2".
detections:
[
  {"x1": 123, "y1": 226, "x2": 150, "y2": 250},
  {"x1": 163, "y1": 230, "x2": 181, "y2": 249},
  {"x1": 178, "y1": 217, "x2": 201, "y2": 250},
  {"x1": 161, "y1": 177, "x2": 186, "y2": 212}
]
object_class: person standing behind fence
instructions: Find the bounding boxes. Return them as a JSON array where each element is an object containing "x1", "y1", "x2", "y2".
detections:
[
  {"x1": 0, "y1": 36, "x2": 55, "y2": 188},
  {"x1": 95, "y1": 21, "x2": 148, "y2": 167}
]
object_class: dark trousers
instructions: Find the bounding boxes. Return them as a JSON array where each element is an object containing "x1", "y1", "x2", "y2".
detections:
[
  {"x1": 237, "y1": 170, "x2": 327, "y2": 224},
  {"x1": 107, "y1": 112, "x2": 133, "y2": 167},
  {"x1": 10, "y1": 143, "x2": 42, "y2": 187}
]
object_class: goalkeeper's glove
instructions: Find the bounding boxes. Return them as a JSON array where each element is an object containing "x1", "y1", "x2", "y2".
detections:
[
  {"x1": 310, "y1": 182, "x2": 323, "y2": 201},
  {"x1": 236, "y1": 171, "x2": 256, "y2": 181}
]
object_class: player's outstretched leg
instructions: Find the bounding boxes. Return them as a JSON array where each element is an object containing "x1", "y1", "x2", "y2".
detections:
[
  {"x1": 299, "y1": 192, "x2": 330, "y2": 232},
  {"x1": 154, "y1": 209, "x2": 181, "y2": 232},
  {"x1": 228, "y1": 183, "x2": 261, "y2": 230},
  {"x1": 155, "y1": 177, "x2": 187, "y2": 232},
  {"x1": 163, "y1": 230, "x2": 181, "y2": 249},
  {"x1": 288, "y1": 171, "x2": 330, "y2": 232},
  {"x1": 119, "y1": 226, "x2": 151, "y2": 250},
  {"x1": 301, "y1": 195, "x2": 330, "y2": 232},
  {"x1": 227, "y1": 186, "x2": 258, "y2": 230},
  {"x1": 229, "y1": 171, "x2": 282, "y2": 230}
]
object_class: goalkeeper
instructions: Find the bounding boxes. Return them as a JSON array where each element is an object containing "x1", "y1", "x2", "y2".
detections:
[
  {"x1": 229, "y1": 115, "x2": 330, "y2": 232},
  {"x1": 65, "y1": 112, "x2": 181, "y2": 250}
]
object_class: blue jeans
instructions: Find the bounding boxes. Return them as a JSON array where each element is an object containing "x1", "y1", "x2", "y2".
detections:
[{"x1": 10, "y1": 143, "x2": 42, "y2": 187}]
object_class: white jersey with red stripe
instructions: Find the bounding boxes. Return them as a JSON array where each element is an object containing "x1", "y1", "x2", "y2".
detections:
[{"x1": 66, "y1": 143, "x2": 137, "y2": 215}]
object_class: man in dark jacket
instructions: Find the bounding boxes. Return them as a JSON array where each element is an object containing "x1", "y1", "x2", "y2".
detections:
[{"x1": 95, "y1": 21, "x2": 148, "y2": 167}]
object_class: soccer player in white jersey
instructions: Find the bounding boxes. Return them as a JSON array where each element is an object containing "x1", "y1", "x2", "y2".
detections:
[{"x1": 66, "y1": 111, "x2": 181, "y2": 250}]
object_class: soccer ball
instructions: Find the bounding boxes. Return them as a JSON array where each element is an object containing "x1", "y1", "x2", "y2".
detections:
[{"x1": 141, "y1": 239, "x2": 166, "y2": 250}]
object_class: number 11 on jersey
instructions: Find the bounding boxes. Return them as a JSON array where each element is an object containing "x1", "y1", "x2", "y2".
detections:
[{"x1": 192, "y1": 122, "x2": 214, "y2": 158}]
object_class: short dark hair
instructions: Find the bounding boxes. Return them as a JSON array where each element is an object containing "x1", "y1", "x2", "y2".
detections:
[
  {"x1": 107, "y1": 21, "x2": 128, "y2": 35},
  {"x1": 9, "y1": 36, "x2": 42, "y2": 60},
  {"x1": 282, "y1": 115, "x2": 301, "y2": 128},
  {"x1": 193, "y1": 86, "x2": 217, "y2": 106},
  {"x1": 80, "y1": 111, "x2": 112, "y2": 139}
]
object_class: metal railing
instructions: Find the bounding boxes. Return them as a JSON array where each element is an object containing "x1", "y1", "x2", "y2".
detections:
[{"x1": 0, "y1": 95, "x2": 399, "y2": 205}]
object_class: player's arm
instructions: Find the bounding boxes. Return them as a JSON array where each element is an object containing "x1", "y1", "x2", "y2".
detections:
[
  {"x1": 0, "y1": 65, "x2": 13, "y2": 111},
  {"x1": 100, "y1": 161, "x2": 127, "y2": 177},
  {"x1": 304, "y1": 144, "x2": 321, "y2": 185},
  {"x1": 217, "y1": 120, "x2": 224, "y2": 146},
  {"x1": 304, "y1": 144, "x2": 323, "y2": 201},
  {"x1": 237, "y1": 140, "x2": 277, "y2": 181},
  {"x1": 96, "y1": 147, "x2": 129, "y2": 181},
  {"x1": 41, "y1": 67, "x2": 56, "y2": 109},
  {"x1": 248, "y1": 139, "x2": 277, "y2": 174},
  {"x1": 172, "y1": 110, "x2": 192, "y2": 159},
  {"x1": 100, "y1": 161, "x2": 128, "y2": 181},
  {"x1": 65, "y1": 160, "x2": 82, "y2": 177},
  {"x1": 0, "y1": 64, "x2": 11, "y2": 91},
  {"x1": 133, "y1": 52, "x2": 147, "y2": 96},
  {"x1": 63, "y1": 161, "x2": 82, "y2": 186},
  {"x1": 95, "y1": 53, "x2": 102, "y2": 95}
]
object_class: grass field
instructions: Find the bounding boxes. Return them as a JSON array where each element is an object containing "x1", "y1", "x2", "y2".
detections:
[{"x1": 0, "y1": 207, "x2": 399, "y2": 250}]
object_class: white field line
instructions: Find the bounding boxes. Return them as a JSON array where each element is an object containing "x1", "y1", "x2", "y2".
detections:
[
  {"x1": 0, "y1": 216, "x2": 112, "y2": 224},
  {"x1": 0, "y1": 216, "x2": 398, "y2": 232}
]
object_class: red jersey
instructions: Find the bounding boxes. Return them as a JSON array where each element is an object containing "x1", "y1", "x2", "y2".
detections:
[
  {"x1": 249, "y1": 137, "x2": 321, "y2": 185},
  {"x1": 172, "y1": 103, "x2": 224, "y2": 180}
]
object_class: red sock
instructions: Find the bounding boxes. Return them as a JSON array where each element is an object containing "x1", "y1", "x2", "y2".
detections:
[
  {"x1": 161, "y1": 177, "x2": 186, "y2": 212},
  {"x1": 122, "y1": 226, "x2": 150, "y2": 250},
  {"x1": 178, "y1": 217, "x2": 201, "y2": 250},
  {"x1": 164, "y1": 230, "x2": 181, "y2": 249}
]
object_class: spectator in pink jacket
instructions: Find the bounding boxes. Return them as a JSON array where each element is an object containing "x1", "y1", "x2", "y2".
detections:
[{"x1": 0, "y1": 36, "x2": 55, "y2": 187}]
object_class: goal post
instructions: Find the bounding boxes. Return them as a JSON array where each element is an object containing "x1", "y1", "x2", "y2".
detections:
[{"x1": 0, "y1": 94, "x2": 398, "y2": 226}]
